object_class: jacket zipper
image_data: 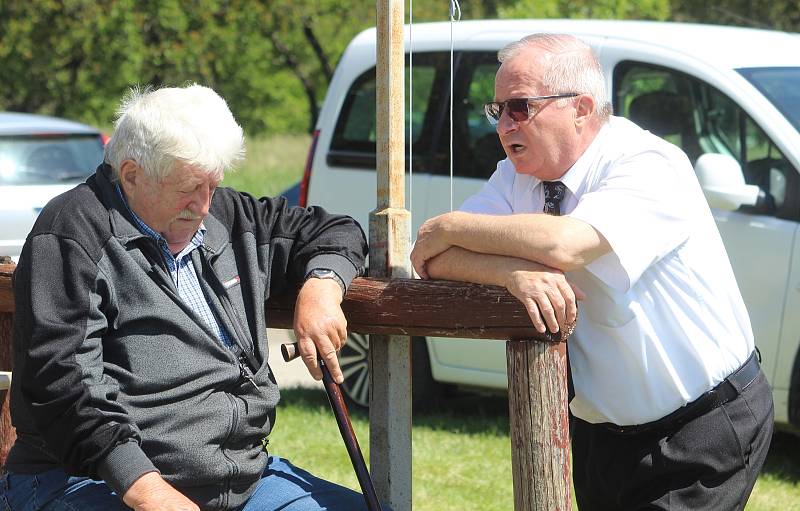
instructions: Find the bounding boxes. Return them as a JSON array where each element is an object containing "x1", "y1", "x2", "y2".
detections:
[
  {"x1": 198, "y1": 247, "x2": 260, "y2": 372},
  {"x1": 139, "y1": 238, "x2": 181, "y2": 295},
  {"x1": 238, "y1": 356, "x2": 268, "y2": 398},
  {"x1": 220, "y1": 392, "x2": 239, "y2": 510}
]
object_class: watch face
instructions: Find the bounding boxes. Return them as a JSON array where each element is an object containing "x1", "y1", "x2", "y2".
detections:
[
  {"x1": 307, "y1": 269, "x2": 345, "y2": 293},
  {"x1": 311, "y1": 269, "x2": 335, "y2": 278}
]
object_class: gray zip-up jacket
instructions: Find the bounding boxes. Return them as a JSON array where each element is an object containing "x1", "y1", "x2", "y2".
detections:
[{"x1": 5, "y1": 164, "x2": 367, "y2": 510}]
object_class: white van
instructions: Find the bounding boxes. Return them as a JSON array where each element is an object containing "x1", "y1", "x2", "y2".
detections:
[{"x1": 302, "y1": 19, "x2": 800, "y2": 432}]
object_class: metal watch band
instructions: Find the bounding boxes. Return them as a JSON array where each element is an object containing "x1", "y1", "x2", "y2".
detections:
[{"x1": 305, "y1": 268, "x2": 345, "y2": 294}]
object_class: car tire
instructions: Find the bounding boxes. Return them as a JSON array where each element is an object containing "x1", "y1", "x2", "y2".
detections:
[{"x1": 338, "y1": 333, "x2": 447, "y2": 411}]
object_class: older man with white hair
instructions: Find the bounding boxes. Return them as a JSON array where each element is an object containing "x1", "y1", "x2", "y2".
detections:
[
  {"x1": 2, "y1": 85, "x2": 376, "y2": 510},
  {"x1": 411, "y1": 34, "x2": 773, "y2": 510}
]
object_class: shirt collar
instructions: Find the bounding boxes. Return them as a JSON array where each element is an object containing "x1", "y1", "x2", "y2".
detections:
[
  {"x1": 529, "y1": 120, "x2": 611, "y2": 197},
  {"x1": 114, "y1": 183, "x2": 206, "y2": 257}
]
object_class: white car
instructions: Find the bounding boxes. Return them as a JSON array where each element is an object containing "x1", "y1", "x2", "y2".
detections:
[
  {"x1": 302, "y1": 19, "x2": 800, "y2": 432},
  {"x1": 0, "y1": 112, "x2": 106, "y2": 262}
]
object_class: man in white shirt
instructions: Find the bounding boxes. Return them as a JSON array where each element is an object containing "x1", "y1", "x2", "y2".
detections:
[{"x1": 410, "y1": 33, "x2": 773, "y2": 510}]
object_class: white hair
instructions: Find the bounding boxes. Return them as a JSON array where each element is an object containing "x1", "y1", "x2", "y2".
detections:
[
  {"x1": 498, "y1": 34, "x2": 611, "y2": 122},
  {"x1": 104, "y1": 84, "x2": 245, "y2": 182}
]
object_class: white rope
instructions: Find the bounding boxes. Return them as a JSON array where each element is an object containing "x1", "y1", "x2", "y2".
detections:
[{"x1": 448, "y1": 0, "x2": 461, "y2": 211}]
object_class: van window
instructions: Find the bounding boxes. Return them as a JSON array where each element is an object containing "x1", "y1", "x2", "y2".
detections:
[
  {"x1": 430, "y1": 52, "x2": 505, "y2": 180},
  {"x1": 329, "y1": 53, "x2": 448, "y2": 171},
  {"x1": 614, "y1": 61, "x2": 798, "y2": 220},
  {"x1": 457, "y1": 62, "x2": 506, "y2": 179},
  {"x1": 738, "y1": 67, "x2": 800, "y2": 131},
  {"x1": 335, "y1": 67, "x2": 435, "y2": 147},
  {"x1": 327, "y1": 51, "x2": 506, "y2": 179}
]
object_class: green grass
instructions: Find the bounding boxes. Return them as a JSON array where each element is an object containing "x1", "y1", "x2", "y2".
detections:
[
  {"x1": 748, "y1": 432, "x2": 800, "y2": 510},
  {"x1": 270, "y1": 388, "x2": 800, "y2": 510},
  {"x1": 222, "y1": 133, "x2": 310, "y2": 199}
]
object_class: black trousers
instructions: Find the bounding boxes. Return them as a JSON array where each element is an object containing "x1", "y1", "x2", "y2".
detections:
[{"x1": 572, "y1": 368, "x2": 774, "y2": 510}]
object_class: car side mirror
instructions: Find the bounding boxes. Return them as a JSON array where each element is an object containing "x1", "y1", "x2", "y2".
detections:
[{"x1": 694, "y1": 153, "x2": 760, "y2": 211}]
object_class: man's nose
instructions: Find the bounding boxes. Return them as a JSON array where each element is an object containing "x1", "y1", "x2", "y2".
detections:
[
  {"x1": 191, "y1": 186, "x2": 214, "y2": 216},
  {"x1": 496, "y1": 108, "x2": 519, "y2": 135}
]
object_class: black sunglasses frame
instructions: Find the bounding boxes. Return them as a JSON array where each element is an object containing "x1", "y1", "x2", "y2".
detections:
[{"x1": 484, "y1": 93, "x2": 581, "y2": 125}]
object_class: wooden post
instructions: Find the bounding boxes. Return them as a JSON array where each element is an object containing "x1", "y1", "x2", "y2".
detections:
[
  {"x1": 371, "y1": 0, "x2": 411, "y2": 509},
  {"x1": 1, "y1": 263, "x2": 17, "y2": 465},
  {"x1": 507, "y1": 340, "x2": 571, "y2": 510}
]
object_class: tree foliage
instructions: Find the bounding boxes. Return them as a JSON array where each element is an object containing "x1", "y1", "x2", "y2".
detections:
[
  {"x1": 498, "y1": 0, "x2": 800, "y2": 32},
  {"x1": 0, "y1": 0, "x2": 144, "y2": 124},
  {"x1": 670, "y1": 0, "x2": 800, "y2": 32},
  {"x1": 0, "y1": 1, "x2": 797, "y2": 135},
  {"x1": 499, "y1": 0, "x2": 670, "y2": 20},
  {"x1": 0, "y1": 0, "x2": 375, "y2": 133}
]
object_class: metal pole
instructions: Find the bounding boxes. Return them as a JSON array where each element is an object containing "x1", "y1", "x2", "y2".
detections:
[{"x1": 371, "y1": 0, "x2": 412, "y2": 509}]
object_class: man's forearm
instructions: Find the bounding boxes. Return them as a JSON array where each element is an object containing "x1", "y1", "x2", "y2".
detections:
[
  {"x1": 425, "y1": 246, "x2": 583, "y2": 334},
  {"x1": 437, "y1": 211, "x2": 610, "y2": 271},
  {"x1": 426, "y1": 246, "x2": 547, "y2": 287}
]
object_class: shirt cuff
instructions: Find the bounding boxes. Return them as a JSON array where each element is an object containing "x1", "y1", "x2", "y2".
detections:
[
  {"x1": 96, "y1": 440, "x2": 159, "y2": 497},
  {"x1": 304, "y1": 254, "x2": 360, "y2": 293}
]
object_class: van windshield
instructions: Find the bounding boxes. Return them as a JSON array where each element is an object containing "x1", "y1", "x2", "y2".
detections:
[{"x1": 738, "y1": 67, "x2": 800, "y2": 132}]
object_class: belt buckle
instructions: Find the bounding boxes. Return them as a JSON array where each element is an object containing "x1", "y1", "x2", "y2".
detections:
[{"x1": 604, "y1": 423, "x2": 629, "y2": 434}]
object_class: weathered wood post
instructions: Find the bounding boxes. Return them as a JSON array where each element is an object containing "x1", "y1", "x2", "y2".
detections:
[
  {"x1": 371, "y1": 0, "x2": 412, "y2": 509},
  {"x1": 507, "y1": 339, "x2": 571, "y2": 510},
  {"x1": 0, "y1": 263, "x2": 17, "y2": 465}
]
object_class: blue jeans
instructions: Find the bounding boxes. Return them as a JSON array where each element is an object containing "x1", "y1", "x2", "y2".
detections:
[{"x1": 0, "y1": 456, "x2": 381, "y2": 510}]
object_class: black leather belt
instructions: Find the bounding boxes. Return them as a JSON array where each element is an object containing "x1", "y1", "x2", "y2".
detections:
[{"x1": 600, "y1": 351, "x2": 761, "y2": 435}]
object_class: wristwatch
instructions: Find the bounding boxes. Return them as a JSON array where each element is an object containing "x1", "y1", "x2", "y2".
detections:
[{"x1": 305, "y1": 268, "x2": 345, "y2": 294}]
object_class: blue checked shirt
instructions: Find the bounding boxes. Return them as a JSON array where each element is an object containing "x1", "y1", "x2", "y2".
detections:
[{"x1": 116, "y1": 185, "x2": 234, "y2": 348}]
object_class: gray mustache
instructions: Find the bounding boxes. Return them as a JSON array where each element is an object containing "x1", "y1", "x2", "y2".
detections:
[{"x1": 176, "y1": 209, "x2": 202, "y2": 220}]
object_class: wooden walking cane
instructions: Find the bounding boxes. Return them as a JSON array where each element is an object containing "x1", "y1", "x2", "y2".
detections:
[{"x1": 281, "y1": 342, "x2": 383, "y2": 511}]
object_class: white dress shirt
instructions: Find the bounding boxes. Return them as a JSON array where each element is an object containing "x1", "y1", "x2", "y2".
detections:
[{"x1": 461, "y1": 116, "x2": 754, "y2": 425}]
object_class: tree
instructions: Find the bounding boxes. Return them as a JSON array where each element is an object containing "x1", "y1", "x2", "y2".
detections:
[
  {"x1": 498, "y1": 0, "x2": 670, "y2": 20},
  {"x1": 670, "y1": 0, "x2": 800, "y2": 32},
  {"x1": 2, "y1": 0, "x2": 796, "y2": 135},
  {"x1": 0, "y1": 0, "x2": 144, "y2": 127}
]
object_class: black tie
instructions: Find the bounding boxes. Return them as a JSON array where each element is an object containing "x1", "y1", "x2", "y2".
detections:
[
  {"x1": 542, "y1": 181, "x2": 567, "y2": 216},
  {"x1": 542, "y1": 180, "x2": 574, "y2": 417}
]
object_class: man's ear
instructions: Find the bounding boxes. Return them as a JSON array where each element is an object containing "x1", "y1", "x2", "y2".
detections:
[
  {"x1": 574, "y1": 94, "x2": 596, "y2": 127},
  {"x1": 118, "y1": 160, "x2": 141, "y2": 196}
]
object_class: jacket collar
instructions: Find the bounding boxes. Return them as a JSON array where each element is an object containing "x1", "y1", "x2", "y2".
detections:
[
  {"x1": 91, "y1": 163, "x2": 230, "y2": 256},
  {"x1": 91, "y1": 163, "x2": 148, "y2": 246}
]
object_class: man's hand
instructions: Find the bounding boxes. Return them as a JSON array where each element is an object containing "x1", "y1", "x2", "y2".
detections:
[
  {"x1": 504, "y1": 267, "x2": 586, "y2": 334},
  {"x1": 293, "y1": 277, "x2": 347, "y2": 383},
  {"x1": 122, "y1": 472, "x2": 199, "y2": 511},
  {"x1": 411, "y1": 212, "x2": 461, "y2": 279}
]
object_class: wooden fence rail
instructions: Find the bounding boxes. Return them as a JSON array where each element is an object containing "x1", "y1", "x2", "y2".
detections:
[
  {"x1": 0, "y1": 262, "x2": 571, "y2": 510},
  {"x1": 1, "y1": 263, "x2": 15, "y2": 464}
]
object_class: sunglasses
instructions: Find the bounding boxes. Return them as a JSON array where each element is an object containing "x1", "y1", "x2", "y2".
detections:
[{"x1": 484, "y1": 93, "x2": 581, "y2": 125}]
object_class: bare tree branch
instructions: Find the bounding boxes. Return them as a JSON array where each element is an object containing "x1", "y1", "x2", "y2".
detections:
[
  {"x1": 267, "y1": 31, "x2": 320, "y2": 132},
  {"x1": 710, "y1": 6, "x2": 771, "y2": 29},
  {"x1": 302, "y1": 16, "x2": 333, "y2": 83}
]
